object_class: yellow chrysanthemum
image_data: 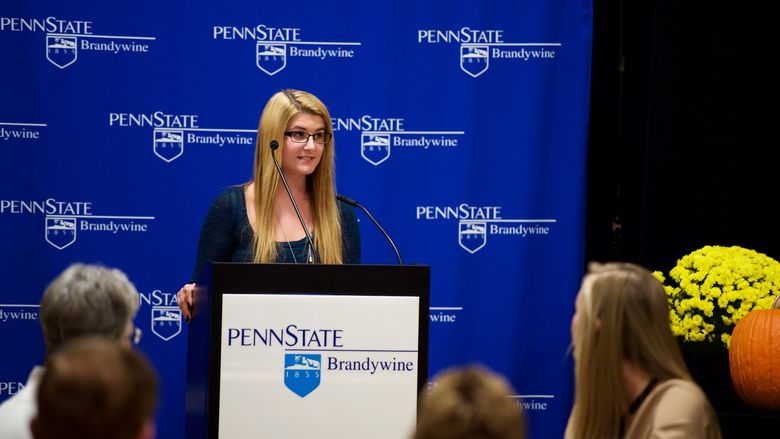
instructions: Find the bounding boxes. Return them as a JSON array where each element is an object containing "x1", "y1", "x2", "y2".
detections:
[{"x1": 660, "y1": 245, "x2": 780, "y2": 348}]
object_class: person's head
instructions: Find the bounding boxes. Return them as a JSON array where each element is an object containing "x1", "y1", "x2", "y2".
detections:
[
  {"x1": 31, "y1": 337, "x2": 158, "y2": 439},
  {"x1": 251, "y1": 89, "x2": 343, "y2": 264},
  {"x1": 255, "y1": 89, "x2": 335, "y2": 186},
  {"x1": 569, "y1": 262, "x2": 692, "y2": 438},
  {"x1": 414, "y1": 365, "x2": 526, "y2": 439},
  {"x1": 40, "y1": 263, "x2": 140, "y2": 353}
]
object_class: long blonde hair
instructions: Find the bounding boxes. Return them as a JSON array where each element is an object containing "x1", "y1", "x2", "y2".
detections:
[
  {"x1": 569, "y1": 262, "x2": 719, "y2": 439},
  {"x1": 251, "y1": 89, "x2": 343, "y2": 263}
]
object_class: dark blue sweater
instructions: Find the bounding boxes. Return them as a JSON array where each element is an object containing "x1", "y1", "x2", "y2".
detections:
[{"x1": 191, "y1": 186, "x2": 361, "y2": 282}]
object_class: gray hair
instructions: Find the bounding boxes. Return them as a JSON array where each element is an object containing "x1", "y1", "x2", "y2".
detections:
[{"x1": 40, "y1": 264, "x2": 140, "y2": 352}]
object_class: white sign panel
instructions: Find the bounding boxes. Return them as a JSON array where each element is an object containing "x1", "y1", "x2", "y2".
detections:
[{"x1": 218, "y1": 294, "x2": 420, "y2": 439}]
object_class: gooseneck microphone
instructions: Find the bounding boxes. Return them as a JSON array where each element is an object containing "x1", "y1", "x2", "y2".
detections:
[
  {"x1": 270, "y1": 139, "x2": 316, "y2": 263},
  {"x1": 336, "y1": 194, "x2": 403, "y2": 265}
]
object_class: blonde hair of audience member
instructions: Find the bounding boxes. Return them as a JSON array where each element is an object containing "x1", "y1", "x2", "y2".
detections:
[
  {"x1": 414, "y1": 365, "x2": 526, "y2": 439},
  {"x1": 568, "y1": 262, "x2": 721, "y2": 439},
  {"x1": 31, "y1": 337, "x2": 158, "y2": 439},
  {"x1": 252, "y1": 89, "x2": 343, "y2": 264},
  {"x1": 39, "y1": 263, "x2": 140, "y2": 352}
]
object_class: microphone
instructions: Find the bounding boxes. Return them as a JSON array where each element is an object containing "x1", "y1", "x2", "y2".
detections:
[
  {"x1": 270, "y1": 139, "x2": 316, "y2": 263},
  {"x1": 337, "y1": 194, "x2": 403, "y2": 265}
]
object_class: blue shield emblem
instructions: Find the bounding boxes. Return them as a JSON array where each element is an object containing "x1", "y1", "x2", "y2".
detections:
[
  {"x1": 256, "y1": 43, "x2": 287, "y2": 76},
  {"x1": 46, "y1": 35, "x2": 78, "y2": 69},
  {"x1": 45, "y1": 217, "x2": 76, "y2": 250},
  {"x1": 153, "y1": 129, "x2": 184, "y2": 162},
  {"x1": 361, "y1": 133, "x2": 391, "y2": 166},
  {"x1": 151, "y1": 306, "x2": 181, "y2": 341},
  {"x1": 284, "y1": 353, "x2": 321, "y2": 398},
  {"x1": 460, "y1": 45, "x2": 489, "y2": 78},
  {"x1": 459, "y1": 221, "x2": 487, "y2": 254}
]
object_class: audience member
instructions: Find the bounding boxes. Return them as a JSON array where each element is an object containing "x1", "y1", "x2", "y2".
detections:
[
  {"x1": 413, "y1": 365, "x2": 526, "y2": 439},
  {"x1": 30, "y1": 337, "x2": 158, "y2": 439},
  {"x1": 566, "y1": 262, "x2": 721, "y2": 438},
  {"x1": 0, "y1": 264, "x2": 141, "y2": 439}
]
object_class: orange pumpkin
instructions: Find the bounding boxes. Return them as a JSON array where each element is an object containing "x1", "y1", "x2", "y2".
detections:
[{"x1": 729, "y1": 309, "x2": 780, "y2": 410}]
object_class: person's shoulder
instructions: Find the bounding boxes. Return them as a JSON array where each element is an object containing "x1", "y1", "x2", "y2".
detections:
[
  {"x1": 206, "y1": 185, "x2": 247, "y2": 213},
  {"x1": 0, "y1": 367, "x2": 42, "y2": 410},
  {"x1": 0, "y1": 391, "x2": 27, "y2": 414},
  {"x1": 650, "y1": 379, "x2": 710, "y2": 425},
  {"x1": 655, "y1": 378, "x2": 707, "y2": 402},
  {"x1": 201, "y1": 185, "x2": 247, "y2": 227},
  {"x1": 0, "y1": 383, "x2": 37, "y2": 436},
  {"x1": 214, "y1": 185, "x2": 245, "y2": 204},
  {"x1": 337, "y1": 198, "x2": 357, "y2": 220},
  {"x1": 627, "y1": 378, "x2": 713, "y2": 438}
]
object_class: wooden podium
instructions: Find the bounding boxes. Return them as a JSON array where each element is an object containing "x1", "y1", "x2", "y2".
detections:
[{"x1": 185, "y1": 263, "x2": 430, "y2": 439}]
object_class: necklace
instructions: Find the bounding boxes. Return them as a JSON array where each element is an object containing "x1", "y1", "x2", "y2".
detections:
[
  {"x1": 277, "y1": 216, "x2": 297, "y2": 263},
  {"x1": 277, "y1": 216, "x2": 312, "y2": 263}
]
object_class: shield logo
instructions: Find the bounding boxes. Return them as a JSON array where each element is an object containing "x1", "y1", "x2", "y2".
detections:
[
  {"x1": 458, "y1": 220, "x2": 487, "y2": 254},
  {"x1": 151, "y1": 306, "x2": 182, "y2": 341},
  {"x1": 153, "y1": 129, "x2": 184, "y2": 162},
  {"x1": 46, "y1": 35, "x2": 78, "y2": 69},
  {"x1": 284, "y1": 353, "x2": 321, "y2": 398},
  {"x1": 256, "y1": 43, "x2": 287, "y2": 76},
  {"x1": 361, "y1": 133, "x2": 391, "y2": 166},
  {"x1": 45, "y1": 217, "x2": 77, "y2": 250},
  {"x1": 460, "y1": 45, "x2": 489, "y2": 78}
]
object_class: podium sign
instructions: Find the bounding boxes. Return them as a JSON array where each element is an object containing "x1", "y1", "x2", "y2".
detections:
[
  {"x1": 186, "y1": 263, "x2": 430, "y2": 439},
  {"x1": 219, "y1": 294, "x2": 420, "y2": 438}
]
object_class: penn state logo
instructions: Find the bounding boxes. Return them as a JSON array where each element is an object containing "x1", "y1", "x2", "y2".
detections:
[
  {"x1": 256, "y1": 43, "x2": 287, "y2": 76},
  {"x1": 460, "y1": 45, "x2": 489, "y2": 78},
  {"x1": 284, "y1": 353, "x2": 321, "y2": 398},
  {"x1": 458, "y1": 220, "x2": 487, "y2": 253},
  {"x1": 45, "y1": 217, "x2": 77, "y2": 250},
  {"x1": 46, "y1": 35, "x2": 78, "y2": 69},
  {"x1": 151, "y1": 306, "x2": 182, "y2": 341},
  {"x1": 153, "y1": 129, "x2": 184, "y2": 162},
  {"x1": 361, "y1": 133, "x2": 391, "y2": 166}
]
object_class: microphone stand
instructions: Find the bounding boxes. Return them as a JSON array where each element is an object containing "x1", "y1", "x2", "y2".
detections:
[
  {"x1": 270, "y1": 140, "x2": 316, "y2": 263},
  {"x1": 337, "y1": 194, "x2": 403, "y2": 265}
]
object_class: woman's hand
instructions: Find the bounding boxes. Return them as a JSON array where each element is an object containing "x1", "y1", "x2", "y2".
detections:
[{"x1": 176, "y1": 283, "x2": 195, "y2": 323}]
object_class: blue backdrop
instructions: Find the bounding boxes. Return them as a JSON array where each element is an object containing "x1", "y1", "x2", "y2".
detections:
[{"x1": 0, "y1": 1, "x2": 591, "y2": 437}]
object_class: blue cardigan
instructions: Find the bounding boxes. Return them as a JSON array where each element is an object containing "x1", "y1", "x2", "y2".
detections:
[{"x1": 190, "y1": 186, "x2": 361, "y2": 282}]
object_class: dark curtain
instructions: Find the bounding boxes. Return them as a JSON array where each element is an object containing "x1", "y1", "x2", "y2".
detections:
[
  {"x1": 587, "y1": 1, "x2": 780, "y2": 272},
  {"x1": 587, "y1": 1, "x2": 780, "y2": 436}
]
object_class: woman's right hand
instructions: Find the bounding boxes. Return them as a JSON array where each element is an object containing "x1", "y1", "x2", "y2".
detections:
[{"x1": 176, "y1": 283, "x2": 196, "y2": 323}]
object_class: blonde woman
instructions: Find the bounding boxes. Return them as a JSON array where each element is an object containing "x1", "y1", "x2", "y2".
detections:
[
  {"x1": 566, "y1": 262, "x2": 721, "y2": 438},
  {"x1": 177, "y1": 90, "x2": 360, "y2": 320}
]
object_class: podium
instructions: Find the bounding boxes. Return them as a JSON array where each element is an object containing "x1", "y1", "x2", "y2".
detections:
[{"x1": 185, "y1": 263, "x2": 430, "y2": 439}]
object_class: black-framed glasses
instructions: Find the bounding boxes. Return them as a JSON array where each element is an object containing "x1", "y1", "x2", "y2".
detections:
[{"x1": 284, "y1": 131, "x2": 332, "y2": 145}]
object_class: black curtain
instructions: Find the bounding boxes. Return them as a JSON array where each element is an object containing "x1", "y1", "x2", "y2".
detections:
[
  {"x1": 587, "y1": 1, "x2": 780, "y2": 436},
  {"x1": 587, "y1": 1, "x2": 780, "y2": 272}
]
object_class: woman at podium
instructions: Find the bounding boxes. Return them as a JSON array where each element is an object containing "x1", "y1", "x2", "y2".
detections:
[{"x1": 176, "y1": 89, "x2": 361, "y2": 321}]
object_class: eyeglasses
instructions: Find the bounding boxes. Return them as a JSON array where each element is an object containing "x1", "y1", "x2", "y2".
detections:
[
  {"x1": 130, "y1": 326, "x2": 143, "y2": 345},
  {"x1": 284, "y1": 131, "x2": 332, "y2": 145}
]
